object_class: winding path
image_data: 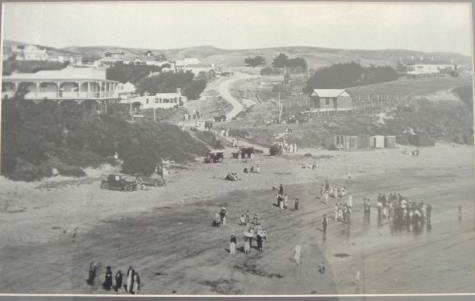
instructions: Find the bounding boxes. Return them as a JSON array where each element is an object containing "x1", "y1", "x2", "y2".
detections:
[{"x1": 217, "y1": 72, "x2": 258, "y2": 121}]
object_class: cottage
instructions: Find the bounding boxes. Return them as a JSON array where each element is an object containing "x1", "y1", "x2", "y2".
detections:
[
  {"x1": 310, "y1": 89, "x2": 353, "y2": 113},
  {"x1": 397, "y1": 57, "x2": 457, "y2": 78},
  {"x1": 12, "y1": 45, "x2": 49, "y2": 61},
  {"x1": 101, "y1": 51, "x2": 125, "y2": 64},
  {"x1": 122, "y1": 89, "x2": 186, "y2": 111}
]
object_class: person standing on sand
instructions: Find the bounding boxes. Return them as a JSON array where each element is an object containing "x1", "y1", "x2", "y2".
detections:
[
  {"x1": 347, "y1": 194, "x2": 353, "y2": 209},
  {"x1": 294, "y1": 198, "x2": 299, "y2": 210},
  {"x1": 244, "y1": 236, "x2": 251, "y2": 254},
  {"x1": 102, "y1": 266, "x2": 113, "y2": 291},
  {"x1": 131, "y1": 271, "x2": 140, "y2": 294},
  {"x1": 257, "y1": 233, "x2": 263, "y2": 252},
  {"x1": 323, "y1": 190, "x2": 329, "y2": 205},
  {"x1": 279, "y1": 184, "x2": 284, "y2": 196},
  {"x1": 87, "y1": 262, "x2": 98, "y2": 286},
  {"x1": 322, "y1": 215, "x2": 328, "y2": 242},
  {"x1": 230, "y1": 234, "x2": 237, "y2": 255},
  {"x1": 114, "y1": 270, "x2": 123, "y2": 292},
  {"x1": 355, "y1": 271, "x2": 361, "y2": 293},
  {"x1": 283, "y1": 194, "x2": 288, "y2": 209},
  {"x1": 426, "y1": 204, "x2": 432, "y2": 225},
  {"x1": 240, "y1": 214, "x2": 246, "y2": 225},
  {"x1": 293, "y1": 245, "x2": 302, "y2": 275},
  {"x1": 125, "y1": 266, "x2": 134, "y2": 293},
  {"x1": 220, "y1": 207, "x2": 227, "y2": 225}
]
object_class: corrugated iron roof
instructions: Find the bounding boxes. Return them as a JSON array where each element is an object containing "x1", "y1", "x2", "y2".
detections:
[
  {"x1": 3, "y1": 67, "x2": 110, "y2": 81},
  {"x1": 311, "y1": 89, "x2": 349, "y2": 98}
]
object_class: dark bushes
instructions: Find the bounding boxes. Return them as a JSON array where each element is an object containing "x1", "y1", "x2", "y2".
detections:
[{"x1": 1, "y1": 98, "x2": 209, "y2": 181}]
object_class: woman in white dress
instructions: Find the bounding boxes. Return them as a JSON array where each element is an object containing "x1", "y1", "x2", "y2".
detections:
[{"x1": 125, "y1": 266, "x2": 134, "y2": 294}]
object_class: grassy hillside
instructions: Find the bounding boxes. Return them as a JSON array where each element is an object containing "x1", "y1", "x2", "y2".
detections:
[
  {"x1": 347, "y1": 76, "x2": 473, "y2": 97},
  {"x1": 1, "y1": 97, "x2": 209, "y2": 181},
  {"x1": 4, "y1": 40, "x2": 470, "y2": 69},
  {"x1": 2, "y1": 40, "x2": 80, "y2": 58},
  {"x1": 58, "y1": 43, "x2": 471, "y2": 69}
]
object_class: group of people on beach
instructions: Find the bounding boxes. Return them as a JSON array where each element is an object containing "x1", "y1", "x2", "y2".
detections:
[
  {"x1": 320, "y1": 181, "x2": 347, "y2": 205},
  {"x1": 232, "y1": 210, "x2": 267, "y2": 254},
  {"x1": 279, "y1": 142, "x2": 298, "y2": 153},
  {"x1": 273, "y1": 184, "x2": 299, "y2": 210},
  {"x1": 87, "y1": 263, "x2": 140, "y2": 294},
  {"x1": 364, "y1": 193, "x2": 433, "y2": 234}
]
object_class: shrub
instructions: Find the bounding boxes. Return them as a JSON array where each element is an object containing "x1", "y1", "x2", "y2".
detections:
[
  {"x1": 9, "y1": 158, "x2": 41, "y2": 182},
  {"x1": 304, "y1": 62, "x2": 398, "y2": 93},
  {"x1": 195, "y1": 131, "x2": 224, "y2": 149},
  {"x1": 1, "y1": 97, "x2": 210, "y2": 181}
]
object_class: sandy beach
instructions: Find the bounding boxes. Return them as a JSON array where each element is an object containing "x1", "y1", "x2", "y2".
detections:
[{"x1": 0, "y1": 143, "x2": 473, "y2": 294}]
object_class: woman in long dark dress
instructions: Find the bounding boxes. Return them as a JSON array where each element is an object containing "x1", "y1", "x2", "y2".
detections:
[
  {"x1": 256, "y1": 233, "x2": 263, "y2": 252},
  {"x1": 114, "y1": 270, "x2": 123, "y2": 292},
  {"x1": 102, "y1": 266, "x2": 113, "y2": 291},
  {"x1": 86, "y1": 262, "x2": 97, "y2": 286}
]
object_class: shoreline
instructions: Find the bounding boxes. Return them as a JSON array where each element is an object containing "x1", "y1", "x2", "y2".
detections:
[{"x1": 0, "y1": 143, "x2": 473, "y2": 294}]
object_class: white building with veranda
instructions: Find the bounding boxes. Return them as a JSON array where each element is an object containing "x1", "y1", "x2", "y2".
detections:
[{"x1": 2, "y1": 67, "x2": 119, "y2": 113}]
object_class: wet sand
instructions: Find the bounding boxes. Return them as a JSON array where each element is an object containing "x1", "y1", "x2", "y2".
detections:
[{"x1": 0, "y1": 144, "x2": 473, "y2": 294}]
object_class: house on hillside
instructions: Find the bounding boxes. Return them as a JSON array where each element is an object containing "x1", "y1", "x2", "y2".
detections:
[
  {"x1": 309, "y1": 89, "x2": 353, "y2": 113},
  {"x1": 174, "y1": 58, "x2": 200, "y2": 72},
  {"x1": 101, "y1": 51, "x2": 125, "y2": 64},
  {"x1": 2, "y1": 66, "x2": 119, "y2": 113},
  {"x1": 12, "y1": 45, "x2": 49, "y2": 61},
  {"x1": 121, "y1": 89, "x2": 186, "y2": 111},
  {"x1": 397, "y1": 56, "x2": 457, "y2": 78}
]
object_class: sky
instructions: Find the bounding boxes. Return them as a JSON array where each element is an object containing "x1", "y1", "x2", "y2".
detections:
[{"x1": 2, "y1": 1, "x2": 473, "y2": 55}]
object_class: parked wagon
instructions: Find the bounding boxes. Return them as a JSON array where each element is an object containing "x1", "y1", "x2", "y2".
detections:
[{"x1": 204, "y1": 151, "x2": 224, "y2": 163}]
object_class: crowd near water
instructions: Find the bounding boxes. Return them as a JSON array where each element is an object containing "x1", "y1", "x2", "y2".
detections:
[
  {"x1": 85, "y1": 178, "x2": 453, "y2": 294},
  {"x1": 367, "y1": 192, "x2": 433, "y2": 234}
]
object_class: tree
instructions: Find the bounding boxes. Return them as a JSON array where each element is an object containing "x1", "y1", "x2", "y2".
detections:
[
  {"x1": 286, "y1": 57, "x2": 307, "y2": 72},
  {"x1": 183, "y1": 79, "x2": 207, "y2": 100},
  {"x1": 272, "y1": 53, "x2": 289, "y2": 69},
  {"x1": 304, "y1": 62, "x2": 398, "y2": 94},
  {"x1": 106, "y1": 62, "x2": 162, "y2": 84},
  {"x1": 244, "y1": 56, "x2": 266, "y2": 68},
  {"x1": 136, "y1": 71, "x2": 194, "y2": 94}
]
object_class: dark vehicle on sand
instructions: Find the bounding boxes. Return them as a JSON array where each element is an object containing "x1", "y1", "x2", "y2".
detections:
[
  {"x1": 204, "y1": 151, "x2": 224, "y2": 163},
  {"x1": 101, "y1": 174, "x2": 138, "y2": 191}
]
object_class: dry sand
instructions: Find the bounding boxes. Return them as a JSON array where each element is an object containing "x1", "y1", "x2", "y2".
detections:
[{"x1": 0, "y1": 143, "x2": 473, "y2": 294}]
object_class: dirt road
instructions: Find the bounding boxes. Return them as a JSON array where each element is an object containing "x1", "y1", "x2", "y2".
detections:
[
  {"x1": 0, "y1": 144, "x2": 473, "y2": 294},
  {"x1": 218, "y1": 73, "x2": 258, "y2": 120}
]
